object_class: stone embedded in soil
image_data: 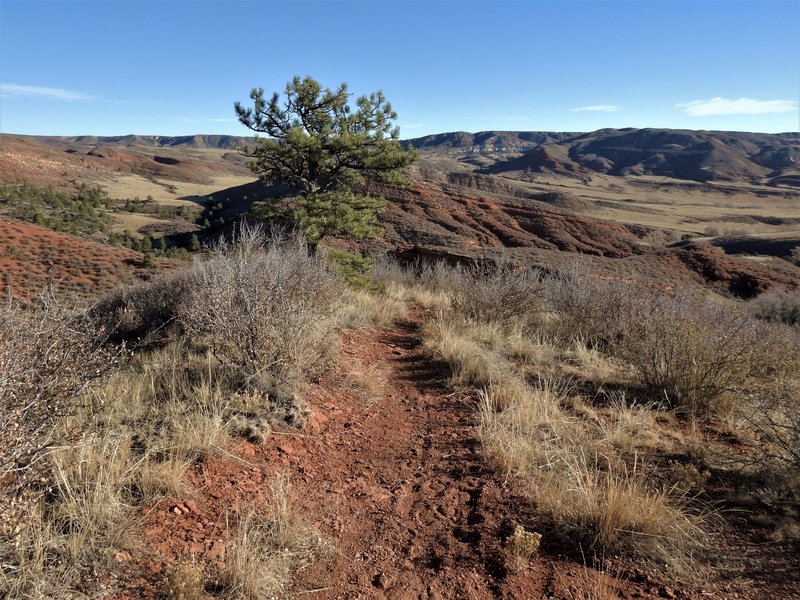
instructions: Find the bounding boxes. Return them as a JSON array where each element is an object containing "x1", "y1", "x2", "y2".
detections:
[
  {"x1": 205, "y1": 541, "x2": 226, "y2": 561},
  {"x1": 372, "y1": 572, "x2": 390, "y2": 590}
]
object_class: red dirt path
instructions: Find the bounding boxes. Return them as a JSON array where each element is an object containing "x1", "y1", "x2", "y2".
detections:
[
  {"x1": 123, "y1": 311, "x2": 679, "y2": 599},
  {"x1": 117, "y1": 309, "x2": 800, "y2": 600}
]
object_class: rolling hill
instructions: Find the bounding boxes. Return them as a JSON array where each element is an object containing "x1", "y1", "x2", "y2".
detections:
[{"x1": 408, "y1": 128, "x2": 800, "y2": 185}]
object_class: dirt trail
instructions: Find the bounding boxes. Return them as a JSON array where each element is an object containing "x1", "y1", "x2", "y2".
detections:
[
  {"x1": 291, "y1": 311, "x2": 542, "y2": 598},
  {"x1": 129, "y1": 310, "x2": 667, "y2": 599}
]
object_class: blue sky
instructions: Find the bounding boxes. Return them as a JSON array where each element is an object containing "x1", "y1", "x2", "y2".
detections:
[{"x1": 1, "y1": 0, "x2": 798, "y2": 136}]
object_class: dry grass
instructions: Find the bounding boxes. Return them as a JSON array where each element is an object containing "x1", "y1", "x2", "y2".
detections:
[
  {"x1": 599, "y1": 394, "x2": 661, "y2": 453},
  {"x1": 383, "y1": 281, "x2": 451, "y2": 311},
  {"x1": 479, "y1": 381, "x2": 706, "y2": 575},
  {"x1": 336, "y1": 288, "x2": 408, "y2": 330},
  {"x1": 218, "y1": 478, "x2": 330, "y2": 600},
  {"x1": 418, "y1": 270, "x2": 710, "y2": 576},
  {"x1": 564, "y1": 337, "x2": 619, "y2": 382},
  {"x1": 1, "y1": 435, "x2": 138, "y2": 598},
  {"x1": 422, "y1": 318, "x2": 524, "y2": 402},
  {"x1": 340, "y1": 358, "x2": 387, "y2": 406}
]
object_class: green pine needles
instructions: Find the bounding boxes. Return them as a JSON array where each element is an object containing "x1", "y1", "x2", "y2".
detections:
[{"x1": 235, "y1": 76, "x2": 417, "y2": 244}]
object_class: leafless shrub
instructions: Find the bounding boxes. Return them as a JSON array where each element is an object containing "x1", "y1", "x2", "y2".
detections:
[
  {"x1": 540, "y1": 263, "x2": 629, "y2": 345},
  {"x1": 789, "y1": 246, "x2": 800, "y2": 266},
  {"x1": 90, "y1": 268, "x2": 197, "y2": 345},
  {"x1": 744, "y1": 342, "x2": 800, "y2": 471},
  {"x1": 449, "y1": 263, "x2": 545, "y2": 325},
  {"x1": 179, "y1": 225, "x2": 343, "y2": 389},
  {"x1": 0, "y1": 289, "x2": 125, "y2": 513},
  {"x1": 612, "y1": 293, "x2": 764, "y2": 415},
  {"x1": 373, "y1": 256, "x2": 461, "y2": 292},
  {"x1": 749, "y1": 288, "x2": 800, "y2": 325}
]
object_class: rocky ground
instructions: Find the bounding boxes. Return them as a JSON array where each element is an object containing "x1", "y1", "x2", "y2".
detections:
[{"x1": 103, "y1": 308, "x2": 800, "y2": 599}]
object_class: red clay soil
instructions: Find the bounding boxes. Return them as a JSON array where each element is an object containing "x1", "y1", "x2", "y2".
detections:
[
  {"x1": 0, "y1": 135, "x2": 249, "y2": 191},
  {"x1": 0, "y1": 217, "x2": 150, "y2": 301},
  {"x1": 371, "y1": 182, "x2": 651, "y2": 258},
  {"x1": 114, "y1": 311, "x2": 732, "y2": 600}
]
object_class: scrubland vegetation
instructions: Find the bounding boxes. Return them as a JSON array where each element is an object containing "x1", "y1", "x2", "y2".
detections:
[
  {"x1": 1, "y1": 222, "x2": 798, "y2": 597},
  {"x1": 376, "y1": 257, "x2": 800, "y2": 579},
  {"x1": 0, "y1": 226, "x2": 347, "y2": 599}
]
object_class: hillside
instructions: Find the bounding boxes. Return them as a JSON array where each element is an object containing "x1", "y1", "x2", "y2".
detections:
[
  {"x1": 0, "y1": 217, "x2": 150, "y2": 300},
  {"x1": 409, "y1": 128, "x2": 800, "y2": 186},
  {"x1": 2, "y1": 128, "x2": 799, "y2": 301}
]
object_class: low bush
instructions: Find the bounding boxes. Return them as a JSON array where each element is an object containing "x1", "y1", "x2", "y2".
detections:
[
  {"x1": 750, "y1": 288, "x2": 800, "y2": 325},
  {"x1": 539, "y1": 263, "x2": 629, "y2": 345},
  {"x1": 612, "y1": 293, "x2": 764, "y2": 415},
  {"x1": 180, "y1": 226, "x2": 343, "y2": 388},
  {"x1": 90, "y1": 268, "x2": 197, "y2": 344},
  {"x1": 449, "y1": 263, "x2": 544, "y2": 325},
  {"x1": 0, "y1": 290, "x2": 124, "y2": 506}
]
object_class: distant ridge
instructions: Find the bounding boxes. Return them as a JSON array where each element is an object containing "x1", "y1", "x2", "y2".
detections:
[
  {"x1": 14, "y1": 134, "x2": 256, "y2": 149},
  {"x1": 405, "y1": 130, "x2": 580, "y2": 152},
  {"x1": 407, "y1": 128, "x2": 800, "y2": 185},
  {"x1": 5, "y1": 128, "x2": 799, "y2": 186}
]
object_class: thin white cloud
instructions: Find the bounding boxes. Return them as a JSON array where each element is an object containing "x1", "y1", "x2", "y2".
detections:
[
  {"x1": 571, "y1": 104, "x2": 620, "y2": 113},
  {"x1": 676, "y1": 97, "x2": 797, "y2": 116},
  {"x1": 0, "y1": 83, "x2": 97, "y2": 101},
  {"x1": 399, "y1": 122, "x2": 426, "y2": 129}
]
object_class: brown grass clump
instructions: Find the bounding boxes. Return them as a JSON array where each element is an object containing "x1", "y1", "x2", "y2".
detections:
[
  {"x1": 218, "y1": 479, "x2": 329, "y2": 600},
  {"x1": 478, "y1": 383, "x2": 706, "y2": 575},
  {"x1": 336, "y1": 288, "x2": 408, "y2": 330}
]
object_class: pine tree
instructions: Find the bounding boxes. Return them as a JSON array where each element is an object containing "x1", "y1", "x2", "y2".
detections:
[{"x1": 235, "y1": 76, "x2": 416, "y2": 244}]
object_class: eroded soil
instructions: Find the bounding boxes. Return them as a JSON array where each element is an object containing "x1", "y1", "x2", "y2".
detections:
[{"x1": 116, "y1": 310, "x2": 798, "y2": 599}]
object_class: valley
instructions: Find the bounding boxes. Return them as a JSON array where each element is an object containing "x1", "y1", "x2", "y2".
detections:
[{"x1": 1, "y1": 128, "x2": 799, "y2": 600}]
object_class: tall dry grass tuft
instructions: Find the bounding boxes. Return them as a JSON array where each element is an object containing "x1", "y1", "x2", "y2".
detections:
[
  {"x1": 557, "y1": 459, "x2": 706, "y2": 572},
  {"x1": 219, "y1": 478, "x2": 329, "y2": 600},
  {"x1": 479, "y1": 382, "x2": 706, "y2": 575},
  {"x1": 1, "y1": 435, "x2": 137, "y2": 598},
  {"x1": 336, "y1": 288, "x2": 408, "y2": 330}
]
